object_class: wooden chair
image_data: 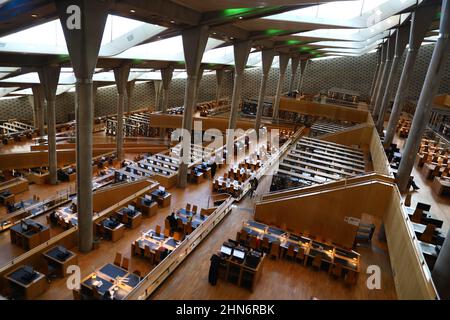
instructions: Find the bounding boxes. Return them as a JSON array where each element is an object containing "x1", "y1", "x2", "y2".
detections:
[
  {"x1": 410, "y1": 208, "x2": 423, "y2": 223},
  {"x1": 164, "y1": 228, "x2": 170, "y2": 237},
  {"x1": 248, "y1": 235, "x2": 258, "y2": 250},
  {"x1": 404, "y1": 193, "x2": 412, "y2": 207},
  {"x1": 285, "y1": 245, "x2": 296, "y2": 260},
  {"x1": 345, "y1": 270, "x2": 357, "y2": 285},
  {"x1": 296, "y1": 247, "x2": 306, "y2": 264},
  {"x1": 144, "y1": 245, "x2": 154, "y2": 264},
  {"x1": 92, "y1": 287, "x2": 102, "y2": 300},
  {"x1": 186, "y1": 203, "x2": 191, "y2": 212},
  {"x1": 239, "y1": 229, "x2": 248, "y2": 245},
  {"x1": 164, "y1": 219, "x2": 171, "y2": 231},
  {"x1": 177, "y1": 219, "x2": 184, "y2": 231},
  {"x1": 121, "y1": 257, "x2": 130, "y2": 271},
  {"x1": 155, "y1": 225, "x2": 161, "y2": 236},
  {"x1": 154, "y1": 249, "x2": 164, "y2": 265},
  {"x1": 261, "y1": 237, "x2": 270, "y2": 253},
  {"x1": 133, "y1": 242, "x2": 142, "y2": 256},
  {"x1": 419, "y1": 224, "x2": 436, "y2": 244},
  {"x1": 72, "y1": 289, "x2": 81, "y2": 300},
  {"x1": 184, "y1": 223, "x2": 193, "y2": 234},
  {"x1": 132, "y1": 269, "x2": 142, "y2": 278},
  {"x1": 114, "y1": 252, "x2": 122, "y2": 267},
  {"x1": 269, "y1": 241, "x2": 280, "y2": 259},
  {"x1": 312, "y1": 254, "x2": 322, "y2": 270},
  {"x1": 173, "y1": 231, "x2": 183, "y2": 241},
  {"x1": 192, "y1": 205, "x2": 198, "y2": 214},
  {"x1": 329, "y1": 263, "x2": 343, "y2": 278}
]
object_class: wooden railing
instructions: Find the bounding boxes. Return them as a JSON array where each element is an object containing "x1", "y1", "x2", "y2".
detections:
[{"x1": 125, "y1": 194, "x2": 235, "y2": 300}]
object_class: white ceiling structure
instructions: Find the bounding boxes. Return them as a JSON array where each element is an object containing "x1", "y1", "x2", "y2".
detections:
[{"x1": 0, "y1": 0, "x2": 439, "y2": 99}]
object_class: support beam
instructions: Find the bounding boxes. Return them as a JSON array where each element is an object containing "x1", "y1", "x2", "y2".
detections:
[
  {"x1": 433, "y1": 229, "x2": 450, "y2": 299},
  {"x1": 178, "y1": 25, "x2": 209, "y2": 188},
  {"x1": 272, "y1": 53, "x2": 290, "y2": 120},
  {"x1": 369, "y1": 48, "x2": 382, "y2": 101},
  {"x1": 289, "y1": 56, "x2": 300, "y2": 93},
  {"x1": 255, "y1": 48, "x2": 275, "y2": 135},
  {"x1": 56, "y1": 0, "x2": 109, "y2": 253},
  {"x1": 126, "y1": 80, "x2": 135, "y2": 113},
  {"x1": 38, "y1": 66, "x2": 61, "y2": 185},
  {"x1": 296, "y1": 59, "x2": 308, "y2": 92},
  {"x1": 396, "y1": 0, "x2": 450, "y2": 193},
  {"x1": 114, "y1": 65, "x2": 131, "y2": 161},
  {"x1": 228, "y1": 40, "x2": 252, "y2": 131},
  {"x1": 383, "y1": 2, "x2": 438, "y2": 148},
  {"x1": 153, "y1": 80, "x2": 163, "y2": 111},
  {"x1": 194, "y1": 65, "x2": 205, "y2": 107},
  {"x1": 215, "y1": 68, "x2": 224, "y2": 106},
  {"x1": 373, "y1": 36, "x2": 395, "y2": 119},
  {"x1": 161, "y1": 66, "x2": 174, "y2": 113},
  {"x1": 92, "y1": 82, "x2": 99, "y2": 113},
  {"x1": 370, "y1": 43, "x2": 386, "y2": 109},
  {"x1": 31, "y1": 85, "x2": 45, "y2": 136},
  {"x1": 376, "y1": 23, "x2": 410, "y2": 133}
]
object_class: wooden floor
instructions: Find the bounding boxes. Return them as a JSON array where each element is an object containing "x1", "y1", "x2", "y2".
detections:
[
  {"x1": 5, "y1": 131, "x2": 449, "y2": 300},
  {"x1": 394, "y1": 136, "x2": 450, "y2": 231},
  {"x1": 150, "y1": 165, "x2": 397, "y2": 300}
]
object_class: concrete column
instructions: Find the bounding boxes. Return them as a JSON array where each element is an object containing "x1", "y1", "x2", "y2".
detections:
[
  {"x1": 193, "y1": 65, "x2": 205, "y2": 107},
  {"x1": 384, "y1": 3, "x2": 438, "y2": 148},
  {"x1": 153, "y1": 80, "x2": 163, "y2": 111},
  {"x1": 38, "y1": 66, "x2": 61, "y2": 185},
  {"x1": 296, "y1": 59, "x2": 308, "y2": 92},
  {"x1": 272, "y1": 53, "x2": 290, "y2": 120},
  {"x1": 92, "y1": 82, "x2": 99, "y2": 115},
  {"x1": 215, "y1": 68, "x2": 224, "y2": 105},
  {"x1": 369, "y1": 49, "x2": 382, "y2": 101},
  {"x1": 376, "y1": 24, "x2": 410, "y2": 133},
  {"x1": 228, "y1": 40, "x2": 252, "y2": 131},
  {"x1": 373, "y1": 36, "x2": 395, "y2": 119},
  {"x1": 56, "y1": 0, "x2": 109, "y2": 252},
  {"x1": 370, "y1": 43, "x2": 386, "y2": 109},
  {"x1": 396, "y1": 0, "x2": 450, "y2": 193},
  {"x1": 255, "y1": 48, "x2": 275, "y2": 134},
  {"x1": 289, "y1": 56, "x2": 300, "y2": 93},
  {"x1": 178, "y1": 25, "x2": 209, "y2": 188},
  {"x1": 31, "y1": 85, "x2": 45, "y2": 136},
  {"x1": 161, "y1": 66, "x2": 174, "y2": 113},
  {"x1": 114, "y1": 65, "x2": 131, "y2": 161},
  {"x1": 28, "y1": 95, "x2": 38, "y2": 129},
  {"x1": 126, "y1": 80, "x2": 135, "y2": 114},
  {"x1": 433, "y1": 229, "x2": 450, "y2": 299}
]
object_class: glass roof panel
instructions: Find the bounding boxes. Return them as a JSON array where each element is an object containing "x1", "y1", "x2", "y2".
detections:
[
  {"x1": 0, "y1": 87, "x2": 19, "y2": 97},
  {"x1": 261, "y1": 0, "x2": 419, "y2": 28}
]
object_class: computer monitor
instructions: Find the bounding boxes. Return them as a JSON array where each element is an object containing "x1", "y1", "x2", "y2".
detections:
[
  {"x1": 220, "y1": 245, "x2": 232, "y2": 256},
  {"x1": 23, "y1": 265, "x2": 34, "y2": 275},
  {"x1": 127, "y1": 205, "x2": 135, "y2": 211},
  {"x1": 158, "y1": 186, "x2": 166, "y2": 193},
  {"x1": 232, "y1": 249, "x2": 245, "y2": 260},
  {"x1": 21, "y1": 221, "x2": 28, "y2": 231}
]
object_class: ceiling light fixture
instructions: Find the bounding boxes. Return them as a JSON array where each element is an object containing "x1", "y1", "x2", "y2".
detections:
[
  {"x1": 170, "y1": 20, "x2": 175, "y2": 24},
  {"x1": 31, "y1": 14, "x2": 38, "y2": 18},
  {"x1": 130, "y1": 9, "x2": 136, "y2": 13}
]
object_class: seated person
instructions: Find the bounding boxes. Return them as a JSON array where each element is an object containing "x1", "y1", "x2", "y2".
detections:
[
  {"x1": 70, "y1": 203, "x2": 78, "y2": 213},
  {"x1": 166, "y1": 212, "x2": 177, "y2": 232},
  {"x1": 49, "y1": 211, "x2": 59, "y2": 224}
]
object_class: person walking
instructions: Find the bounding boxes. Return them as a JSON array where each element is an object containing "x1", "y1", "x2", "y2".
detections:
[
  {"x1": 210, "y1": 161, "x2": 217, "y2": 179},
  {"x1": 249, "y1": 176, "x2": 258, "y2": 198}
]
